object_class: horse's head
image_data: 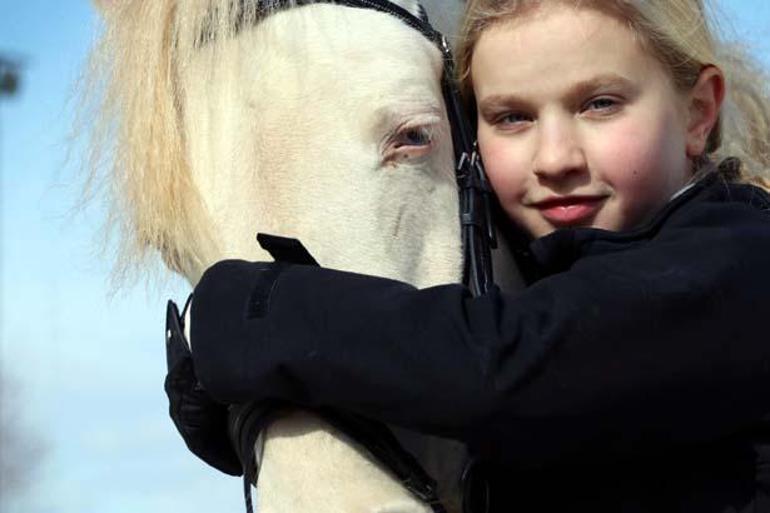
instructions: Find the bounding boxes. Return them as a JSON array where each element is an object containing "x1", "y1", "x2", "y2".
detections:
[{"x1": 90, "y1": 0, "x2": 462, "y2": 288}]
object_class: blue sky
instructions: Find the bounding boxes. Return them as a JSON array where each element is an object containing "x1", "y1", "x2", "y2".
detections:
[
  {"x1": 1, "y1": 3, "x2": 240, "y2": 512},
  {"x1": 0, "y1": 1, "x2": 768, "y2": 512}
]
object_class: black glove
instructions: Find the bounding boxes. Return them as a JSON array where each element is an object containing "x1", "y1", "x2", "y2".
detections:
[
  {"x1": 166, "y1": 235, "x2": 311, "y2": 478},
  {"x1": 164, "y1": 297, "x2": 242, "y2": 476}
]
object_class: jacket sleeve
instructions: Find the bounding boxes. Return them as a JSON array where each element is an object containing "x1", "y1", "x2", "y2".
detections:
[{"x1": 191, "y1": 201, "x2": 770, "y2": 469}]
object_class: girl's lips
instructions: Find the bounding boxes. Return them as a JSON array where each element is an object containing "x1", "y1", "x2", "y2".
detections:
[{"x1": 535, "y1": 196, "x2": 607, "y2": 226}]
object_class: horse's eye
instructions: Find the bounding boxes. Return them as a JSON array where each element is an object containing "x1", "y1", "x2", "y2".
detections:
[
  {"x1": 395, "y1": 127, "x2": 432, "y2": 148},
  {"x1": 383, "y1": 125, "x2": 434, "y2": 166}
]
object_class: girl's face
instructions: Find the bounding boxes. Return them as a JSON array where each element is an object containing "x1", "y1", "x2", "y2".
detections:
[{"x1": 473, "y1": 5, "x2": 695, "y2": 238}]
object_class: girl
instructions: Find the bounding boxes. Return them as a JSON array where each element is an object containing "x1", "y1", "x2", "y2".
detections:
[{"x1": 173, "y1": 0, "x2": 770, "y2": 510}]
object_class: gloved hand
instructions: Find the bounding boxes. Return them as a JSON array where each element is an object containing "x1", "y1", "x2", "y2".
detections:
[
  {"x1": 165, "y1": 260, "x2": 290, "y2": 479},
  {"x1": 175, "y1": 255, "x2": 455, "y2": 512},
  {"x1": 164, "y1": 297, "x2": 243, "y2": 476}
]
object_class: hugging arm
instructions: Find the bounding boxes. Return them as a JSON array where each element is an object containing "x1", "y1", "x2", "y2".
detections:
[{"x1": 191, "y1": 198, "x2": 770, "y2": 468}]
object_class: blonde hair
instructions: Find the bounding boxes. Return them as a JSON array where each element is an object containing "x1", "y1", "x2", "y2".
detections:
[
  {"x1": 81, "y1": 0, "x2": 297, "y2": 282},
  {"x1": 456, "y1": 0, "x2": 770, "y2": 187}
]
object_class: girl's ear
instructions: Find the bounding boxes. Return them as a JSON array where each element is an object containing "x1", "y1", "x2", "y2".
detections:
[{"x1": 685, "y1": 65, "x2": 725, "y2": 158}]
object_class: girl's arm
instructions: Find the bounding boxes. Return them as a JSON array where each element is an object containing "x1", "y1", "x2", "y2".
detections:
[{"x1": 191, "y1": 191, "x2": 770, "y2": 468}]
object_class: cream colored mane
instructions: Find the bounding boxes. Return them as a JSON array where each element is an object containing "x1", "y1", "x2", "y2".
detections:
[
  {"x1": 86, "y1": 0, "x2": 209, "y2": 280},
  {"x1": 86, "y1": 1, "x2": 321, "y2": 281}
]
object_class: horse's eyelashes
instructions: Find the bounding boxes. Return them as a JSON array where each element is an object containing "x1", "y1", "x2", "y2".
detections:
[
  {"x1": 394, "y1": 126, "x2": 432, "y2": 148},
  {"x1": 382, "y1": 126, "x2": 434, "y2": 166},
  {"x1": 403, "y1": 127, "x2": 432, "y2": 146}
]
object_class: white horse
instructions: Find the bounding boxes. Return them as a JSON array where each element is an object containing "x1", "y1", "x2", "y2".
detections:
[{"x1": 87, "y1": 0, "x2": 478, "y2": 511}]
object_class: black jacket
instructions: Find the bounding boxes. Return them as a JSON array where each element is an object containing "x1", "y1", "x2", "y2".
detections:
[{"x1": 192, "y1": 171, "x2": 770, "y2": 512}]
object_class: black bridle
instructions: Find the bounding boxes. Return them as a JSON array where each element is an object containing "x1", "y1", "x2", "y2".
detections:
[
  {"x1": 225, "y1": 0, "x2": 497, "y2": 296},
  {"x1": 329, "y1": 0, "x2": 498, "y2": 296}
]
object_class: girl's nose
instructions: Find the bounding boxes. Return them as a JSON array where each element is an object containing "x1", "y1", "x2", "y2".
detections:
[{"x1": 532, "y1": 120, "x2": 587, "y2": 180}]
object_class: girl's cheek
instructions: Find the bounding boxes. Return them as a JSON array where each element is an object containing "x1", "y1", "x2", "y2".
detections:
[
  {"x1": 477, "y1": 128, "x2": 500, "y2": 163},
  {"x1": 598, "y1": 115, "x2": 688, "y2": 224},
  {"x1": 480, "y1": 137, "x2": 526, "y2": 199}
]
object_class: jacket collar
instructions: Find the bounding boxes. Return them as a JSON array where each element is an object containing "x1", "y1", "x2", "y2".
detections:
[{"x1": 525, "y1": 169, "x2": 724, "y2": 280}]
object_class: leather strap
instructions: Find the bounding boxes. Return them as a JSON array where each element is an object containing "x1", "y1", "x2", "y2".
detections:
[
  {"x1": 319, "y1": 408, "x2": 447, "y2": 512},
  {"x1": 228, "y1": 400, "x2": 449, "y2": 513}
]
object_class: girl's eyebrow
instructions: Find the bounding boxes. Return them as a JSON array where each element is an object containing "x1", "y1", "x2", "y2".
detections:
[
  {"x1": 478, "y1": 73, "x2": 637, "y2": 115},
  {"x1": 565, "y1": 73, "x2": 638, "y2": 104}
]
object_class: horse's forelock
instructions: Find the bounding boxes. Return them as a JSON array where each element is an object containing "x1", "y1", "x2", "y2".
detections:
[{"x1": 91, "y1": 0, "x2": 323, "y2": 284}]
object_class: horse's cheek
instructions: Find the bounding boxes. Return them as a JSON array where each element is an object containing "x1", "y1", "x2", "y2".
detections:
[{"x1": 257, "y1": 412, "x2": 432, "y2": 513}]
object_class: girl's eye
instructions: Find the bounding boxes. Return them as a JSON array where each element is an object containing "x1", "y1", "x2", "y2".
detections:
[
  {"x1": 488, "y1": 112, "x2": 532, "y2": 134},
  {"x1": 583, "y1": 97, "x2": 620, "y2": 114},
  {"x1": 496, "y1": 112, "x2": 531, "y2": 127}
]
